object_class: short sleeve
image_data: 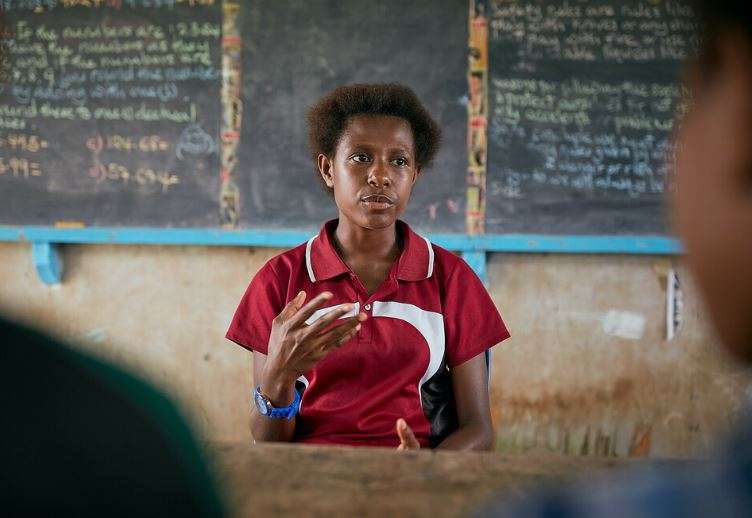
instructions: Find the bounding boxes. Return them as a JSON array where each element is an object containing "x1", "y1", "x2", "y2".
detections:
[
  {"x1": 443, "y1": 258, "x2": 510, "y2": 368},
  {"x1": 225, "y1": 262, "x2": 285, "y2": 355}
]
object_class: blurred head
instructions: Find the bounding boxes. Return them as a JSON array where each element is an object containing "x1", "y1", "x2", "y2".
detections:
[{"x1": 673, "y1": 1, "x2": 752, "y2": 359}]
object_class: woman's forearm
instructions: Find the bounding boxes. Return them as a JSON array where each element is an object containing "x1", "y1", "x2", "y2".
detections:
[
  {"x1": 250, "y1": 409, "x2": 296, "y2": 442},
  {"x1": 250, "y1": 371, "x2": 297, "y2": 443},
  {"x1": 435, "y1": 422, "x2": 494, "y2": 451}
]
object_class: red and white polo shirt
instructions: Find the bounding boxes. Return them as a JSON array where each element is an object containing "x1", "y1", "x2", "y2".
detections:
[{"x1": 226, "y1": 219, "x2": 510, "y2": 448}]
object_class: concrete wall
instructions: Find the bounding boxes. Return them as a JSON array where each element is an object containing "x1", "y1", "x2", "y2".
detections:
[
  {"x1": 1, "y1": 241, "x2": 750, "y2": 458},
  {"x1": 487, "y1": 254, "x2": 751, "y2": 458}
]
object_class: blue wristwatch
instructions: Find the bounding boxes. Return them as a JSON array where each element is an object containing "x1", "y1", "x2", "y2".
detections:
[{"x1": 253, "y1": 386, "x2": 301, "y2": 420}]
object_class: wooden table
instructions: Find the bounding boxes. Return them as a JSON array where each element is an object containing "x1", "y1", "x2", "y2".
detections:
[{"x1": 208, "y1": 442, "x2": 664, "y2": 517}]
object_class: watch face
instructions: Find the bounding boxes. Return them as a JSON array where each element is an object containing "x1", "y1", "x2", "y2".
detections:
[{"x1": 254, "y1": 391, "x2": 270, "y2": 416}]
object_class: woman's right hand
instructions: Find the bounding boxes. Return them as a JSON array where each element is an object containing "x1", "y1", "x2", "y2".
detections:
[{"x1": 260, "y1": 291, "x2": 365, "y2": 396}]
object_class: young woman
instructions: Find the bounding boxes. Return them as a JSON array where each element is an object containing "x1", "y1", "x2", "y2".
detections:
[{"x1": 227, "y1": 83, "x2": 509, "y2": 450}]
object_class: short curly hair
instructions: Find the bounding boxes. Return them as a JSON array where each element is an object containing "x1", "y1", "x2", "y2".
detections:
[{"x1": 307, "y1": 83, "x2": 442, "y2": 192}]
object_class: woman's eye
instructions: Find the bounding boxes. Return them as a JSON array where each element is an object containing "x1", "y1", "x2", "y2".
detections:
[
  {"x1": 393, "y1": 157, "x2": 408, "y2": 167},
  {"x1": 352, "y1": 154, "x2": 370, "y2": 163}
]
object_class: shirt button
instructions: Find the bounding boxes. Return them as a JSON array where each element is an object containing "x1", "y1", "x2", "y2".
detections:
[{"x1": 364, "y1": 304, "x2": 371, "y2": 311}]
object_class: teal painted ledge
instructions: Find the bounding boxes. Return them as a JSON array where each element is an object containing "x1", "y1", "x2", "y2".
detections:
[
  {"x1": 0, "y1": 227, "x2": 683, "y2": 254},
  {"x1": 1, "y1": 226, "x2": 682, "y2": 285}
]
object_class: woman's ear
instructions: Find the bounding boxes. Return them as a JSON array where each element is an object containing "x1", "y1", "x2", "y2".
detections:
[
  {"x1": 318, "y1": 153, "x2": 334, "y2": 188},
  {"x1": 411, "y1": 166, "x2": 421, "y2": 186}
]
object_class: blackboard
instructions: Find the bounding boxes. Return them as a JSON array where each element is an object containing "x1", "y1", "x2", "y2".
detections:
[
  {"x1": 237, "y1": 0, "x2": 468, "y2": 233},
  {"x1": 482, "y1": 0, "x2": 698, "y2": 235},
  {"x1": 0, "y1": 0, "x2": 467, "y2": 233},
  {"x1": 0, "y1": 1, "x2": 222, "y2": 227},
  {"x1": 0, "y1": 1, "x2": 698, "y2": 239}
]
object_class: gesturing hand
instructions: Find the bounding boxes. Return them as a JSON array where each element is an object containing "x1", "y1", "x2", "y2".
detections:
[
  {"x1": 396, "y1": 418, "x2": 420, "y2": 450},
  {"x1": 262, "y1": 291, "x2": 365, "y2": 389}
]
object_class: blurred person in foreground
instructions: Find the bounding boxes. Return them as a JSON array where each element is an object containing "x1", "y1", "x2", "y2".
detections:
[
  {"x1": 476, "y1": 0, "x2": 752, "y2": 516},
  {"x1": 0, "y1": 316, "x2": 225, "y2": 516}
]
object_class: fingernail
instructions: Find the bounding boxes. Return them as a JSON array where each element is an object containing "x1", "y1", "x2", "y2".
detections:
[
  {"x1": 358, "y1": 313, "x2": 368, "y2": 321},
  {"x1": 355, "y1": 324, "x2": 361, "y2": 331}
]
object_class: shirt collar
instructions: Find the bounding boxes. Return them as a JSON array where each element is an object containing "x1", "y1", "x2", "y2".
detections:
[{"x1": 306, "y1": 219, "x2": 434, "y2": 283}]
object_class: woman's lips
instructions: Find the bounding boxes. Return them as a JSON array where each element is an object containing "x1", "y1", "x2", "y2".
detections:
[{"x1": 360, "y1": 195, "x2": 395, "y2": 211}]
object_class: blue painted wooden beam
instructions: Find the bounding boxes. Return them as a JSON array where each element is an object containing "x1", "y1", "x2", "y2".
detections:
[
  {"x1": 31, "y1": 242, "x2": 62, "y2": 285},
  {"x1": 461, "y1": 251, "x2": 488, "y2": 285},
  {"x1": 0, "y1": 226, "x2": 682, "y2": 284},
  {"x1": 478, "y1": 234, "x2": 681, "y2": 255},
  {"x1": 0, "y1": 226, "x2": 683, "y2": 254}
]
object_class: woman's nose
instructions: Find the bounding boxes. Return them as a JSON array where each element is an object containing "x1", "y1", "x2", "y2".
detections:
[{"x1": 368, "y1": 163, "x2": 392, "y2": 187}]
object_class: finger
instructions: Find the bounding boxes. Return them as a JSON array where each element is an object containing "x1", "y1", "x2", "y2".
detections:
[
  {"x1": 334, "y1": 320, "x2": 362, "y2": 345},
  {"x1": 285, "y1": 291, "x2": 334, "y2": 328},
  {"x1": 396, "y1": 419, "x2": 420, "y2": 450},
  {"x1": 308, "y1": 321, "x2": 362, "y2": 361},
  {"x1": 310, "y1": 323, "x2": 360, "y2": 363},
  {"x1": 303, "y1": 309, "x2": 366, "y2": 342},
  {"x1": 300, "y1": 303, "x2": 356, "y2": 337},
  {"x1": 277, "y1": 290, "x2": 306, "y2": 324},
  {"x1": 306, "y1": 322, "x2": 362, "y2": 366},
  {"x1": 309, "y1": 317, "x2": 362, "y2": 352}
]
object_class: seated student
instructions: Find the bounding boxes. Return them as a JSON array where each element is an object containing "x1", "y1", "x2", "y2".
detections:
[
  {"x1": 0, "y1": 316, "x2": 225, "y2": 516},
  {"x1": 476, "y1": 0, "x2": 752, "y2": 515},
  {"x1": 227, "y1": 83, "x2": 510, "y2": 450}
]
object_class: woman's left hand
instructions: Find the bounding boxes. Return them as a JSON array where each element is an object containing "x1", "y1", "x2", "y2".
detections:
[{"x1": 395, "y1": 418, "x2": 420, "y2": 450}]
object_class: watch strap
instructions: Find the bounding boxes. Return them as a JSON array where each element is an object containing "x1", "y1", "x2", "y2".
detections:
[{"x1": 255, "y1": 385, "x2": 301, "y2": 420}]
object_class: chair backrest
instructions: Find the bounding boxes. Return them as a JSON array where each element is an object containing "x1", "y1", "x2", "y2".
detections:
[{"x1": 485, "y1": 349, "x2": 492, "y2": 386}]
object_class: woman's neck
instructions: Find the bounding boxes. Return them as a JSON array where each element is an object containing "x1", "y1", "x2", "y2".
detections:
[{"x1": 333, "y1": 218, "x2": 401, "y2": 264}]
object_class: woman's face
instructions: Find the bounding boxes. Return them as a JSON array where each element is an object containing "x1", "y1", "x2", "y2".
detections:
[{"x1": 318, "y1": 114, "x2": 419, "y2": 231}]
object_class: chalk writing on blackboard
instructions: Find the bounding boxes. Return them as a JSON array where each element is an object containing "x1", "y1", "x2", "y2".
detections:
[
  {"x1": 0, "y1": 0, "x2": 222, "y2": 226},
  {"x1": 485, "y1": 0, "x2": 698, "y2": 235}
]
